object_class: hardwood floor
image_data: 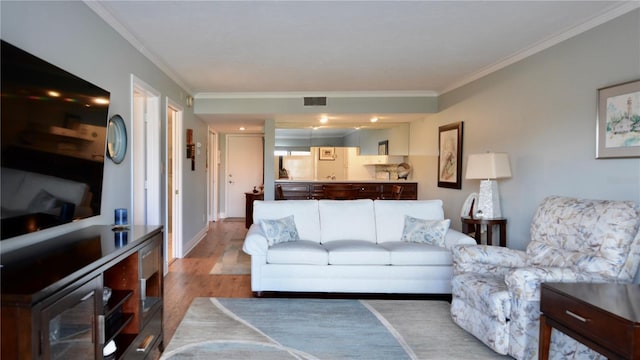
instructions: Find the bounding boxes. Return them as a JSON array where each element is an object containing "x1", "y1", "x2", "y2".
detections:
[{"x1": 162, "y1": 219, "x2": 253, "y2": 346}]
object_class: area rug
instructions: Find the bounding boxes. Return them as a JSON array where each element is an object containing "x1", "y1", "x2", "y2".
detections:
[
  {"x1": 209, "y1": 238, "x2": 251, "y2": 275},
  {"x1": 161, "y1": 298, "x2": 512, "y2": 359}
]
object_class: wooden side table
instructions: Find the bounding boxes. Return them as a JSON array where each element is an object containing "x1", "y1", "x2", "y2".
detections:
[
  {"x1": 460, "y1": 216, "x2": 507, "y2": 247},
  {"x1": 245, "y1": 191, "x2": 263, "y2": 228},
  {"x1": 539, "y1": 282, "x2": 640, "y2": 360}
]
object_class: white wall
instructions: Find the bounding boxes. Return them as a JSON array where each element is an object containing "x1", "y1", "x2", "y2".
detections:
[
  {"x1": 410, "y1": 9, "x2": 640, "y2": 250},
  {"x1": 1, "y1": 1, "x2": 209, "y2": 252}
]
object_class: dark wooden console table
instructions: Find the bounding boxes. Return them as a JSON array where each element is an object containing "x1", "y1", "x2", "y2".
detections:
[
  {"x1": 1, "y1": 225, "x2": 164, "y2": 360},
  {"x1": 539, "y1": 282, "x2": 640, "y2": 360},
  {"x1": 460, "y1": 216, "x2": 507, "y2": 247}
]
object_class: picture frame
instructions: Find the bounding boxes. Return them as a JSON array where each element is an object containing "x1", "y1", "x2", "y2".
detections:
[
  {"x1": 319, "y1": 147, "x2": 336, "y2": 160},
  {"x1": 438, "y1": 121, "x2": 463, "y2": 189},
  {"x1": 378, "y1": 140, "x2": 389, "y2": 155},
  {"x1": 596, "y1": 79, "x2": 640, "y2": 158}
]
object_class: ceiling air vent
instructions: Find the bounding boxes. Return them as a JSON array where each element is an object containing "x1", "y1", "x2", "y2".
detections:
[{"x1": 303, "y1": 97, "x2": 327, "y2": 106}]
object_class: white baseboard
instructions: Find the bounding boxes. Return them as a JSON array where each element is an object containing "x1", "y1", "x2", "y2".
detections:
[{"x1": 183, "y1": 225, "x2": 208, "y2": 256}]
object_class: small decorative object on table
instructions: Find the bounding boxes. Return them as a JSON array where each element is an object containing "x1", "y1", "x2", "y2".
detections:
[{"x1": 113, "y1": 208, "x2": 128, "y2": 230}]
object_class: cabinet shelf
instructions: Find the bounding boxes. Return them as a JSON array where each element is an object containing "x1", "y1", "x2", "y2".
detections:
[
  {"x1": 105, "y1": 290, "x2": 133, "y2": 316},
  {"x1": 105, "y1": 312, "x2": 134, "y2": 345}
]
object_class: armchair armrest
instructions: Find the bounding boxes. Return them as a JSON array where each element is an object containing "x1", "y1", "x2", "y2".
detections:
[
  {"x1": 242, "y1": 223, "x2": 268, "y2": 256},
  {"x1": 452, "y1": 245, "x2": 527, "y2": 276},
  {"x1": 505, "y1": 267, "x2": 591, "y2": 301}
]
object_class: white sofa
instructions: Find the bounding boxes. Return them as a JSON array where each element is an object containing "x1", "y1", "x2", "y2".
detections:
[
  {"x1": 1, "y1": 167, "x2": 92, "y2": 219},
  {"x1": 242, "y1": 199, "x2": 476, "y2": 295}
]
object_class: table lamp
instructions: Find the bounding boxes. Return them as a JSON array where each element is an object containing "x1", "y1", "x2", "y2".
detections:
[{"x1": 465, "y1": 152, "x2": 512, "y2": 218}]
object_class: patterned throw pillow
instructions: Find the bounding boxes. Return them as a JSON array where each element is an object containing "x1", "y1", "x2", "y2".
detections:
[
  {"x1": 259, "y1": 215, "x2": 300, "y2": 247},
  {"x1": 400, "y1": 216, "x2": 450, "y2": 247}
]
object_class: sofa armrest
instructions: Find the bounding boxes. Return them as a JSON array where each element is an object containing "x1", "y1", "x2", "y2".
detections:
[
  {"x1": 242, "y1": 223, "x2": 268, "y2": 256},
  {"x1": 452, "y1": 245, "x2": 527, "y2": 275},
  {"x1": 444, "y1": 229, "x2": 477, "y2": 250}
]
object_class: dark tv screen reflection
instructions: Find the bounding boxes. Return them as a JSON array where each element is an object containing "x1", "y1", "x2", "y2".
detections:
[{"x1": 1, "y1": 40, "x2": 110, "y2": 240}]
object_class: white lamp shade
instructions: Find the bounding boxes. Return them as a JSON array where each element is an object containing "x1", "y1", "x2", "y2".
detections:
[{"x1": 465, "y1": 153, "x2": 512, "y2": 180}]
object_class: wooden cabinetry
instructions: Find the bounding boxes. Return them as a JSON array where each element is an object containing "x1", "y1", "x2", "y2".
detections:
[
  {"x1": 275, "y1": 181, "x2": 417, "y2": 201},
  {"x1": 1, "y1": 225, "x2": 163, "y2": 360},
  {"x1": 245, "y1": 192, "x2": 264, "y2": 229}
]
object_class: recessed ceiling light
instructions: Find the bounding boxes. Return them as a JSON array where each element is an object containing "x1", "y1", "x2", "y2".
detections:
[
  {"x1": 239, "y1": 127, "x2": 246, "y2": 131},
  {"x1": 47, "y1": 90, "x2": 60, "y2": 97},
  {"x1": 370, "y1": 117, "x2": 378, "y2": 123},
  {"x1": 320, "y1": 116, "x2": 328, "y2": 124}
]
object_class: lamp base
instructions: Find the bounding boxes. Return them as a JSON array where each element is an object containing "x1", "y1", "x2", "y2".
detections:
[{"x1": 476, "y1": 180, "x2": 502, "y2": 218}]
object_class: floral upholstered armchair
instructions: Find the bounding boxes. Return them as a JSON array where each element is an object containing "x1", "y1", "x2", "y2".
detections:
[{"x1": 450, "y1": 196, "x2": 640, "y2": 360}]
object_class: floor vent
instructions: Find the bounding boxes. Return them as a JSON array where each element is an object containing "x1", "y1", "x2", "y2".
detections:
[{"x1": 303, "y1": 97, "x2": 327, "y2": 106}]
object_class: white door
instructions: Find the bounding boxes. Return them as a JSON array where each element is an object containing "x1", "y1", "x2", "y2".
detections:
[
  {"x1": 225, "y1": 135, "x2": 263, "y2": 218},
  {"x1": 131, "y1": 76, "x2": 161, "y2": 226},
  {"x1": 166, "y1": 98, "x2": 183, "y2": 264}
]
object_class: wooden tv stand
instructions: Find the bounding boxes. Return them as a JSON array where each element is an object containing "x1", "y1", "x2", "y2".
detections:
[{"x1": 1, "y1": 225, "x2": 164, "y2": 360}]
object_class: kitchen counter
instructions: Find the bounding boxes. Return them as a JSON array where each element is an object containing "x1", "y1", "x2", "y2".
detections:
[
  {"x1": 275, "y1": 180, "x2": 417, "y2": 201},
  {"x1": 275, "y1": 179, "x2": 412, "y2": 183}
]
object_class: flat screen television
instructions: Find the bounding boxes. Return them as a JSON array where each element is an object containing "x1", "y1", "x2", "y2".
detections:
[{"x1": 1, "y1": 40, "x2": 110, "y2": 240}]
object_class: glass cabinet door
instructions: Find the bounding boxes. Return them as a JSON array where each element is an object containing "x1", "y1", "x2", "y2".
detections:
[{"x1": 42, "y1": 276, "x2": 102, "y2": 359}]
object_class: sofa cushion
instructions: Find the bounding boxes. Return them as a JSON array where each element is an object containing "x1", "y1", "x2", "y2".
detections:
[
  {"x1": 259, "y1": 215, "x2": 300, "y2": 246},
  {"x1": 374, "y1": 200, "x2": 445, "y2": 243},
  {"x1": 253, "y1": 200, "x2": 321, "y2": 243},
  {"x1": 267, "y1": 240, "x2": 329, "y2": 265},
  {"x1": 401, "y1": 216, "x2": 450, "y2": 247},
  {"x1": 381, "y1": 241, "x2": 452, "y2": 265},
  {"x1": 319, "y1": 199, "x2": 376, "y2": 243},
  {"x1": 324, "y1": 240, "x2": 390, "y2": 265}
]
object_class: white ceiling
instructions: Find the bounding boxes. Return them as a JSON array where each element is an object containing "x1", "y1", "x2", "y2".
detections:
[{"x1": 90, "y1": 1, "x2": 638, "y2": 134}]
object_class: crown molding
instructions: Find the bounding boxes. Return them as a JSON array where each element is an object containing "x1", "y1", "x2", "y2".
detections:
[
  {"x1": 441, "y1": 1, "x2": 640, "y2": 94},
  {"x1": 84, "y1": 1, "x2": 193, "y2": 95},
  {"x1": 195, "y1": 90, "x2": 438, "y2": 99}
]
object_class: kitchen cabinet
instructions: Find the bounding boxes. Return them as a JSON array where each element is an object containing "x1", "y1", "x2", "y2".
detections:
[{"x1": 275, "y1": 181, "x2": 417, "y2": 201}]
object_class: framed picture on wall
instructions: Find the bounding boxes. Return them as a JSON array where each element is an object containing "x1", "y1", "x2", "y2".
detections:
[
  {"x1": 319, "y1": 147, "x2": 336, "y2": 160},
  {"x1": 378, "y1": 140, "x2": 389, "y2": 155},
  {"x1": 596, "y1": 79, "x2": 640, "y2": 158},
  {"x1": 437, "y1": 122, "x2": 463, "y2": 189}
]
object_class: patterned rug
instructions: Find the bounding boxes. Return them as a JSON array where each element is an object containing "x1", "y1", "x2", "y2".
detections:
[
  {"x1": 161, "y1": 298, "x2": 512, "y2": 359},
  {"x1": 209, "y1": 238, "x2": 251, "y2": 275}
]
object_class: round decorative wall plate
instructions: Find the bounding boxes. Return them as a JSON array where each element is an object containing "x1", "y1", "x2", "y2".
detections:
[{"x1": 107, "y1": 114, "x2": 127, "y2": 164}]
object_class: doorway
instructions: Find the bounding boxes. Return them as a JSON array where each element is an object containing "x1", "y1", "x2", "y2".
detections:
[
  {"x1": 208, "y1": 129, "x2": 218, "y2": 222},
  {"x1": 166, "y1": 99, "x2": 183, "y2": 265},
  {"x1": 225, "y1": 134, "x2": 263, "y2": 218},
  {"x1": 131, "y1": 76, "x2": 160, "y2": 226}
]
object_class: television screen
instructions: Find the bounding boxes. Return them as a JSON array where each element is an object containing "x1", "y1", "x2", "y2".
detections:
[{"x1": 1, "y1": 40, "x2": 110, "y2": 239}]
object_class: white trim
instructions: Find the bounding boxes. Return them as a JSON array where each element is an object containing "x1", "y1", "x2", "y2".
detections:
[
  {"x1": 84, "y1": 1, "x2": 193, "y2": 94},
  {"x1": 441, "y1": 2, "x2": 640, "y2": 94},
  {"x1": 208, "y1": 128, "x2": 219, "y2": 222},
  {"x1": 182, "y1": 225, "x2": 208, "y2": 257},
  {"x1": 195, "y1": 91, "x2": 438, "y2": 99},
  {"x1": 131, "y1": 75, "x2": 161, "y2": 227},
  {"x1": 165, "y1": 97, "x2": 184, "y2": 266}
]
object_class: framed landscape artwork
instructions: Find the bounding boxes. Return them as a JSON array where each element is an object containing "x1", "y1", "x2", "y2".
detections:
[
  {"x1": 438, "y1": 122, "x2": 463, "y2": 189},
  {"x1": 596, "y1": 79, "x2": 640, "y2": 158},
  {"x1": 319, "y1": 147, "x2": 335, "y2": 160}
]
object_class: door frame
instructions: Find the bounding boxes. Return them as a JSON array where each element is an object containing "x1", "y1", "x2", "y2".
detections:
[
  {"x1": 165, "y1": 97, "x2": 183, "y2": 268},
  {"x1": 224, "y1": 134, "x2": 263, "y2": 218},
  {"x1": 131, "y1": 75, "x2": 161, "y2": 226},
  {"x1": 208, "y1": 128, "x2": 218, "y2": 222}
]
